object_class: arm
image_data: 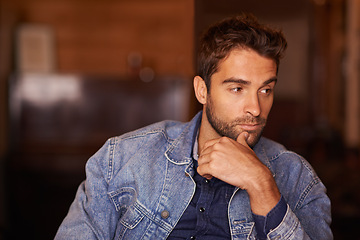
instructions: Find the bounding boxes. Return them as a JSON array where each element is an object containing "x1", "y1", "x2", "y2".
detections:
[
  {"x1": 55, "y1": 138, "x2": 119, "y2": 240},
  {"x1": 252, "y1": 195, "x2": 287, "y2": 239},
  {"x1": 197, "y1": 132, "x2": 332, "y2": 239},
  {"x1": 267, "y1": 173, "x2": 332, "y2": 239}
]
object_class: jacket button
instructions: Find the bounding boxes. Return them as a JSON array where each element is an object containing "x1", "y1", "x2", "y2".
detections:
[
  {"x1": 161, "y1": 210, "x2": 169, "y2": 219},
  {"x1": 199, "y1": 207, "x2": 205, "y2": 213}
]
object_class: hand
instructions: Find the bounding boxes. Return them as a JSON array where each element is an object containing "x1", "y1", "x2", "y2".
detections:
[
  {"x1": 197, "y1": 132, "x2": 281, "y2": 215},
  {"x1": 197, "y1": 132, "x2": 265, "y2": 188}
]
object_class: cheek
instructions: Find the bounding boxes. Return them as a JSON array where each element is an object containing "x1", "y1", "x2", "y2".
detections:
[
  {"x1": 260, "y1": 99, "x2": 273, "y2": 117},
  {"x1": 217, "y1": 98, "x2": 238, "y2": 117},
  {"x1": 208, "y1": 92, "x2": 231, "y2": 112}
]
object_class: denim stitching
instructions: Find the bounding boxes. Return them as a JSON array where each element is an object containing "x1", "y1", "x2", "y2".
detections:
[{"x1": 107, "y1": 137, "x2": 117, "y2": 183}]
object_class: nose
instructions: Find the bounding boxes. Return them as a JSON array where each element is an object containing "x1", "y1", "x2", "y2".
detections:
[{"x1": 244, "y1": 93, "x2": 261, "y2": 117}]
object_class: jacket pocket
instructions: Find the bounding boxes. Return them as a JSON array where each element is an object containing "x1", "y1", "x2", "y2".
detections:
[
  {"x1": 119, "y1": 203, "x2": 145, "y2": 229},
  {"x1": 109, "y1": 187, "x2": 148, "y2": 230},
  {"x1": 113, "y1": 203, "x2": 148, "y2": 240},
  {"x1": 109, "y1": 187, "x2": 137, "y2": 211}
]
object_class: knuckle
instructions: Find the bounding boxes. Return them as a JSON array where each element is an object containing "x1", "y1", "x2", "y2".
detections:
[
  {"x1": 208, "y1": 160, "x2": 216, "y2": 169},
  {"x1": 197, "y1": 165, "x2": 202, "y2": 173},
  {"x1": 209, "y1": 150, "x2": 219, "y2": 159},
  {"x1": 203, "y1": 141, "x2": 211, "y2": 149},
  {"x1": 219, "y1": 136, "x2": 231, "y2": 143}
]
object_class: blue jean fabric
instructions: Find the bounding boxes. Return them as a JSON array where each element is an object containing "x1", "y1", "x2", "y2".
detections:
[{"x1": 55, "y1": 112, "x2": 332, "y2": 240}]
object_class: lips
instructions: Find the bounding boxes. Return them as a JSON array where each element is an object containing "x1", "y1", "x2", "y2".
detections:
[{"x1": 238, "y1": 123, "x2": 263, "y2": 131}]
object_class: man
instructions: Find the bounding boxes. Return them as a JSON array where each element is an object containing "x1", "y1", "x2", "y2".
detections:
[{"x1": 55, "y1": 14, "x2": 332, "y2": 239}]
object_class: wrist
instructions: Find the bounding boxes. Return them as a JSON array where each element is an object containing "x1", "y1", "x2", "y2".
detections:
[{"x1": 246, "y1": 170, "x2": 281, "y2": 216}]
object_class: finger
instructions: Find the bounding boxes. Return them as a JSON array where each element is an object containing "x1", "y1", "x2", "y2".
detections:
[
  {"x1": 200, "y1": 138, "x2": 221, "y2": 155},
  {"x1": 197, "y1": 151, "x2": 210, "y2": 165},
  {"x1": 197, "y1": 164, "x2": 213, "y2": 180},
  {"x1": 236, "y1": 131, "x2": 249, "y2": 145},
  {"x1": 203, "y1": 173, "x2": 213, "y2": 180}
]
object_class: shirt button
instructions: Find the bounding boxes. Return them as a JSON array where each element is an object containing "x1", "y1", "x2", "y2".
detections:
[
  {"x1": 199, "y1": 207, "x2": 205, "y2": 213},
  {"x1": 161, "y1": 210, "x2": 169, "y2": 219}
]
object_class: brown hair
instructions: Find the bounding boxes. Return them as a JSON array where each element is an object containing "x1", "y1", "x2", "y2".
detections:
[{"x1": 197, "y1": 13, "x2": 288, "y2": 91}]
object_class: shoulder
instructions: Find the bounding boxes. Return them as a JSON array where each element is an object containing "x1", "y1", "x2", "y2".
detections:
[
  {"x1": 94, "y1": 120, "x2": 189, "y2": 166},
  {"x1": 256, "y1": 137, "x2": 287, "y2": 157},
  {"x1": 115, "y1": 119, "x2": 190, "y2": 142},
  {"x1": 256, "y1": 137, "x2": 312, "y2": 172},
  {"x1": 255, "y1": 137, "x2": 298, "y2": 168},
  {"x1": 95, "y1": 112, "x2": 201, "y2": 164},
  {"x1": 256, "y1": 137, "x2": 320, "y2": 190},
  {"x1": 85, "y1": 120, "x2": 190, "y2": 182},
  {"x1": 257, "y1": 138, "x2": 327, "y2": 208},
  {"x1": 108, "y1": 111, "x2": 202, "y2": 150}
]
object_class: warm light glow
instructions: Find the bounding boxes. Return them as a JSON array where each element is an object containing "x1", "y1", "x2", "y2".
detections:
[{"x1": 16, "y1": 74, "x2": 82, "y2": 107}]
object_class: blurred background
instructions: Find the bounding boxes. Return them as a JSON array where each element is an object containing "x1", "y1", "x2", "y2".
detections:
[{"x1": 0, "y1": 0, "x2": 359, "y2": 239}]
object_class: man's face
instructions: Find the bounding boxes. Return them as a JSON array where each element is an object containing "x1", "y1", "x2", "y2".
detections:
[{"x1": 204, "y1": 48, "x2": 277, "y2": 147}]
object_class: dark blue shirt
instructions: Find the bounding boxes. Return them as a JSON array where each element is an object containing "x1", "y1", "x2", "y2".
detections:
[
  {"x1": 167, "y1": 137, "x2": 287, "y2": 240},
  {"x1": 168, "y1": 160, "x2": 234, "y2": 239}
]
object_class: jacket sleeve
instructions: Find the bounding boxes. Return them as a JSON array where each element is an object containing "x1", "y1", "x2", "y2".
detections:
[
  {"x1": 267, "y1": 167, "x2": 333, "y2": 239},
  {"x1": 55, "y1": 138, "x2": 120, "y2": 240}
]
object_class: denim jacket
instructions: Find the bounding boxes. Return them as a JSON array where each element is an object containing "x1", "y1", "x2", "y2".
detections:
[{"x1": 55, "y1": 112, "x2": 332, "y2": 240}]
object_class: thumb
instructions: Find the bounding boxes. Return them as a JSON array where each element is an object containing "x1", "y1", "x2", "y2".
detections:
[{"x1": 237, "y1": 131, "x2": 249, "y2": 145}]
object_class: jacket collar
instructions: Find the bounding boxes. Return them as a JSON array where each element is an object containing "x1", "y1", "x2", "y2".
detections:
[
  {"x1": 165, "y1": 111, "x2": 202, "y2": 165},
  {"x1": 253, "y1": 138, "x2": 275, "y2": 177}
]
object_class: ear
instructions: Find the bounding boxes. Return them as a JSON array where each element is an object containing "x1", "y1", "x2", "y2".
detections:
[{"x1": 193, "y1": 76, "x2": 207, "y2": 105}]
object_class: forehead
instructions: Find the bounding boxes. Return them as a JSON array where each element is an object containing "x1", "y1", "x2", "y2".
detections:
[{"x1": 213, "y1": 48, "x2": 277, "y2": 82}]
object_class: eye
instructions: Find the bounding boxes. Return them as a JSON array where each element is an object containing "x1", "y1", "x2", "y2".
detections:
[
  {"x1": 259, "y1": 88, "x2": 273, "y2": 95},
  {"x1": 230, "y1": 87, "x2": 242, "y2": 93}
]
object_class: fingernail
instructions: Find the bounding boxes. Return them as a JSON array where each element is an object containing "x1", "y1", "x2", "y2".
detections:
[{"x1": 244, "y1": 132, "x2": 249, "y2": 139}]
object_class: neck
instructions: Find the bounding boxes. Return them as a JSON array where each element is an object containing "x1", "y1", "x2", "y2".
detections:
[{"x1": 197, "y1": 110, "x2": 221, "y2": 154}]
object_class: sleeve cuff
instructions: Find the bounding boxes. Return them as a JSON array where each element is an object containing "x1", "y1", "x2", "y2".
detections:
[{"x1": 252, "y1": 195, "x2": 287, "y2": 239}]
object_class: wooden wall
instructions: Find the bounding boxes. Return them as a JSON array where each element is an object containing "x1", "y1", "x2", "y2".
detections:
[
  {"x1": 0, "y1": 0, "x2": 195, "y2": 237},
  {"x1": 2, "y1": 0, "x2": 194, "y2": 76},
  {"x1": 0, "y1": 0, "x2": 195, "y2": 164}
]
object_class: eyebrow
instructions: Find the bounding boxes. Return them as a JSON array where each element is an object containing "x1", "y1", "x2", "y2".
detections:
[{"x1": 222, "y1": 77, "x2": 277, "y2": 86}]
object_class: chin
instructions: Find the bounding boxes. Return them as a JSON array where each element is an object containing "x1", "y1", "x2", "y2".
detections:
[{"x1": 245, "y1": 132, "x2": 262, "y2": 148}]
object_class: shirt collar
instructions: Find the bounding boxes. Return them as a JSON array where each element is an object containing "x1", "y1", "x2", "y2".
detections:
[{"x1": 192, "y1": 130, "x2": 199, "y2": 161}]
